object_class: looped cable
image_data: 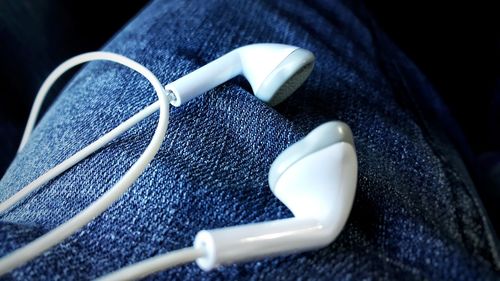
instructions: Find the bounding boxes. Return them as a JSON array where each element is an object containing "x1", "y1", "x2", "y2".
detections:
[{"x1": 0, "y1": 52, "x2": 171, "y2": 275}]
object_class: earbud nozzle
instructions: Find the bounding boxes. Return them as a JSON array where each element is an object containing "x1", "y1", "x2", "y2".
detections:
[{"x1": 256, "y1": 48, "x2": 315, "y2": 106}]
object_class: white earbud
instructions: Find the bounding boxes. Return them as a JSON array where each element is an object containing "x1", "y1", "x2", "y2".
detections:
[
  {"x1": 166, "y1": 43, "x2": 315, "y2": 106},
  {"x1": 193, "y1": 121, "x2": 358, "y2": 270},
  {"x1": 95, "y1": 121, "x2": 357, "y2": 280}
]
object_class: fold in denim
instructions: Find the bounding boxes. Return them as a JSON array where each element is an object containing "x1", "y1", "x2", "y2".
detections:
[{"x1": 1, "y1": 0, "x2": 499, "y2": 280}]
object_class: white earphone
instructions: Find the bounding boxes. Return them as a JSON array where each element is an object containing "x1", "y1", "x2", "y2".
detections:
[
  {"x1": 167, "y1": 43, "x2": 315, "y2": 106},
  {"x1": 0, "y1": 44, "x2": 357, "y2": 280},
  {"x1": 194, "y1": 121, "x2": 357, "y2": 270}
]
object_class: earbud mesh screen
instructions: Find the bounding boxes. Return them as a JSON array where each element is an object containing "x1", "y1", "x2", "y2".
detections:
[{"x1": 267, "y1": 61, "x2": 314, "y2": 106}]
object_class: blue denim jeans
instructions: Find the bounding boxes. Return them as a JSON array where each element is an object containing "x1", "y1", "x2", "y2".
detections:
[{"x1": 1, "y1": 0, "x2": 499, "y2": 280}]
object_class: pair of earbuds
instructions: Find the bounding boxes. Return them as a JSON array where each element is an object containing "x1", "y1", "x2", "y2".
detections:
[{"x1": 0, "y1": 44, "x2": 357, "y2": 279}]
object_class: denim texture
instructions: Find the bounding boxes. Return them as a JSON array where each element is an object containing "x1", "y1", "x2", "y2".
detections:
[{"x1": 1, "y1": 0, "x2": 500, "y2": 280}]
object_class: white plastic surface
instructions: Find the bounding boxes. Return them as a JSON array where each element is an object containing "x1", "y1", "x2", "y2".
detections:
[
  {"x1": 194, "y1": 142, "x2": 357, "y2": 270},
  {"x1": 165, "y1": 44, "x2": 298, "y2": 106},
  {"x1": 165, "y1": 51, "x2": 241, "y2": 106},
  {"x1": 239, "y1": 44, "x2": 298, "y2": 95},
  {"x1": 273, "y1": 142, "x2": 357, "y2": 225}
]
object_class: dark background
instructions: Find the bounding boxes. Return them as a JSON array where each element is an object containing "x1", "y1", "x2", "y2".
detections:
[
  {"x1": 0, "y1": 0, "x2": 149, "y2": 174},
  {"x1": 365, "y1": 1, "x2": 500, "y2": 234},
  {"x1": 0, "y1": 0, "x2": 498, "y2": 232}
]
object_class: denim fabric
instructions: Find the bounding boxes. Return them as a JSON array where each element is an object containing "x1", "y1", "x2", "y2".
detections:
[
  {"x1": 1, "y1": 0, "x2": 500, "y2": 280},
  {"x1": 364, "y1": 1, "x2": 500, "y2": 236}
]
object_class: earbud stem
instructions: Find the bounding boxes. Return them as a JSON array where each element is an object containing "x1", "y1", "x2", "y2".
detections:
[
  {"x1": 194, "y1": 141, "x2": 358, "y2": 271},
  {"x1": 165, "y1": 51, "x2": 241, "y2": 106},
  {"x1": 194, "y1": 218, "x2": 324, "y2": 271}
]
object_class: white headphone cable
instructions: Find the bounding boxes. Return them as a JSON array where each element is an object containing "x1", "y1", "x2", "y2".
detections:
[
  {"x1": 0, "y1": 52, "x2": 171, "y2": 275},
  {"x1": 0, "y1": 101, "x2": 161, "y2": 213},
  {"x1": 95, "y1": 247, "x2": 204, "y2": 281}
]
